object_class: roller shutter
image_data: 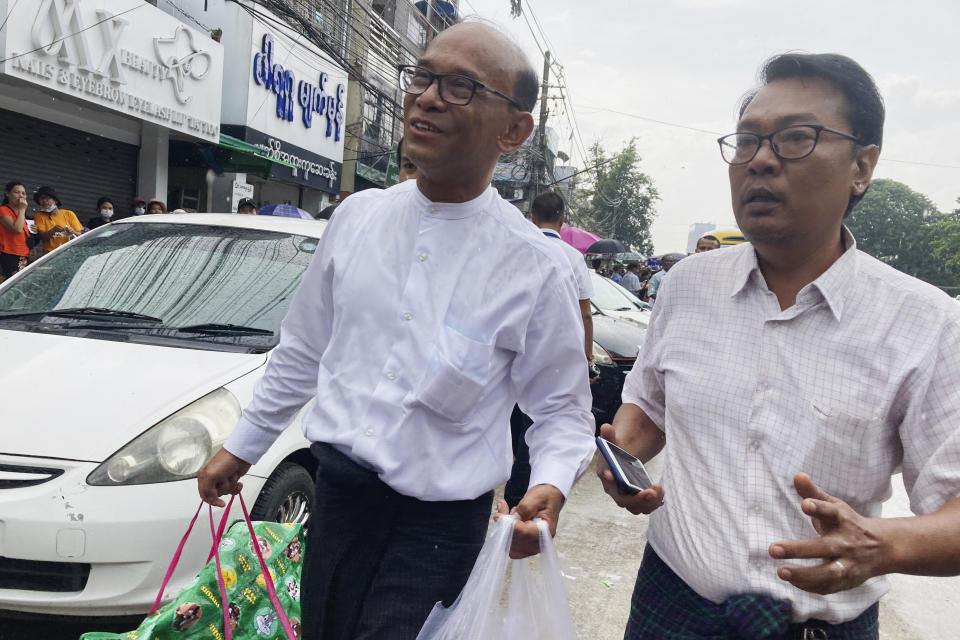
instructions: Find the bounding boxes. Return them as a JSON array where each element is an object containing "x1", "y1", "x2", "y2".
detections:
[{"x1": 0, "y1": 108, "x2": 138, "y2": 224}]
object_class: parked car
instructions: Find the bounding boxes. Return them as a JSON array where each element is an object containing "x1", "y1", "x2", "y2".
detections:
[
  {"x1": 590, "y1": 307, "x2": 647, "y2": 427},
  {"x1": 590, "y1": 271, "x2": 652, "y2": 328},
  {"x1": 0, "y1": 214, "x2": 323, "y2": 617}
]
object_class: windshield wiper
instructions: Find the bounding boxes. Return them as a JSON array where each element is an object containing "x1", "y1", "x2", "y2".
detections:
[
  {"x1": 174, "y1": 323, "x2": 274, "y2": 336},
  {"x1": 0, "y1": 307, "x2": 162, "y2": 322}
]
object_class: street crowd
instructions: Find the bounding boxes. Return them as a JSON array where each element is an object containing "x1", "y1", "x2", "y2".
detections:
[
  {"x1": 3, "y1": 16, "x2": 957, "y2": 640},
  {"x1": 0, "y1": 187, "x2": 264, "y2": 282}
]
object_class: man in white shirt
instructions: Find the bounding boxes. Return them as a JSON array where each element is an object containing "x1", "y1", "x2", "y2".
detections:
[
  {"x1": 599, "y1": 52, "x2": 960, "y2": 639},
  {"x1": 198, "y1": 21, "x2": 594, "y2": 640},
  {"x1": 504, "y1": 190, "x2": 595, "y2": 507}
]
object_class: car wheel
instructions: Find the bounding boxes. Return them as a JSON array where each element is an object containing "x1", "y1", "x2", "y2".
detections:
[{"x1": 249, "y1": 462, "x2": 314, "y2": 528}]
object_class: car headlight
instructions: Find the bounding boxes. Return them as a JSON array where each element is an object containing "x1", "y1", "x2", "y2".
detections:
[
  {"x1": 592, "y1": 342, "x2": 614, "y2": 365},
  {"x1": 87, "y1": 388, "x2": 241, "y2": 486}
]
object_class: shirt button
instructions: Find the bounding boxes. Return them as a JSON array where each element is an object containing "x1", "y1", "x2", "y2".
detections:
[
  {"x1": 364, "y1": 428, "x2": 374, "y2": 437},
  {"x1": 750, "y1": 440, "x2": 761, "y2": 451},
  {"x1": 753, "y1": 504, "x2": 762, "y2": 514},
  {"x1": 403, "y1": 312, "x2": 413, "y2": 321},
  {"x1": 428, "y1": 205, "x2": 437, "y2": 214},
  {"x1": 418, "y1": 252, "x2": 428, "y2": 262},
  {"x1": 386, "y1": 371, "x2": 396, "y2": 380}
]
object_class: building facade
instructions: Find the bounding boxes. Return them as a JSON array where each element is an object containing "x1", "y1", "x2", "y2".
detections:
[{"x1": 0, "y1": 0, "x2": 223, "y2": 221}]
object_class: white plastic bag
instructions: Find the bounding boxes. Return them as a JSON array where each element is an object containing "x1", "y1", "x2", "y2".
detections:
[{"x1": 416, "y1": 514, "x2": 579, "y2": 640}]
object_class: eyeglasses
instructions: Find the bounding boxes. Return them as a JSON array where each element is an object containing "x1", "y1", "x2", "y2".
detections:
[
  {"x1": 398, "y1": 65, "x2": 523, "y2": 110},
  {"x1": 717, "y1": 124, "x2": 863, "y2": 165}
]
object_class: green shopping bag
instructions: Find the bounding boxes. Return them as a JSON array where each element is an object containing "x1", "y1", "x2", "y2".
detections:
[{"x1": 81, "y1": 495, "x2": 303, "y2": 640}]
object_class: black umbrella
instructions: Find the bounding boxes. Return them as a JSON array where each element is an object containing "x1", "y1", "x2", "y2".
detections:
[{"x1": 585, "y1": 239, "x2": 628, "y2": 255}]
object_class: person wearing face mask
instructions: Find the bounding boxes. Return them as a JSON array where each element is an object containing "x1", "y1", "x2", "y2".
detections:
[
  {"x1": 86, "y1": 197, "x2": 116, "y2": 229},
  {"x1": 32, "y1": 186, "x2": 82, "y2": 254},
  {"x1": 0, "y1": 180, "x2": 32, "y2": 280},
  {"x1": 131, "y1": 197, "x2": 147, "y2": 217}
]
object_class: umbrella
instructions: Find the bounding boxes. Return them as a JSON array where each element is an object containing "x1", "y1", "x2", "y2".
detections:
[
  {"x1": 585, "y1": 239, "x2": 628, "y2": 255},
  {"x1": 258, "y1": 203, "x2": 314, "y2": 220},
  {"x1": 560, "y1": 226, "x2": 602, "y2": 254},
  {"x1": 615, "y1": 251, "x2": 646, "y2": 264}
]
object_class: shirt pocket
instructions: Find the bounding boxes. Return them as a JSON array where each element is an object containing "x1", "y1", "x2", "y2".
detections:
[{"x1": 414, "y1": 326, "x2": 496, "y2": 425}]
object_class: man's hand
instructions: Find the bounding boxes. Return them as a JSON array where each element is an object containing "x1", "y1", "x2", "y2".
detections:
[
  {"x1": 596, "y1": 422, "x2": 664, "y2": 515},
  {"x1": 493, "y1": 483, "x2": 565, "y2": 559},
  {"x1": 197, "y1": 448, "x2": 251, "y2": 508},
  {"x1": 769, "y1": 473, "x2": 887, "y2": 595}
]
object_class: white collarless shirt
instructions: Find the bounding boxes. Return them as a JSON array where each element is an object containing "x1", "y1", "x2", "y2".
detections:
[
  {"x1": 540, "y1": 228, "x2": 594, "y2": 301},
  {"x1": 623, "y1": 230, "x2": 960, "y2": 623},
  {"x1": 225, "y1": 180, "x2": 595, "y2": 501}
]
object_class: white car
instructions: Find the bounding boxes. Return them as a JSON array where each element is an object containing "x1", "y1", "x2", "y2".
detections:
[
  {"x1": 0, "y1": 214, "x2": 324, "y2": 617},
  {"x1": 590, "y1": 271, "x2": 652, "y2": 328}
]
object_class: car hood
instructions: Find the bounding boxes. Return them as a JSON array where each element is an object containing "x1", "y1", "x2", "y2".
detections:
[
  {"x1": 0, "y1": 330, "x2": 266, "y2": 461},
  {"x1": 598, "y1": 307, "x2": 650, "y2": 328},
  {"x1": 593, "y1": 313, "x2": 647, "y2": 358}
]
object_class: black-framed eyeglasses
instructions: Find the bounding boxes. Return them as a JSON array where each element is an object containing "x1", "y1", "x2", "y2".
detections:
[
  {"x1": 398, "y1": 65, "x2": 524, "y2": 110},
  {"x1": 717, "y1": 124, "x2": 863, "y2": 165}
]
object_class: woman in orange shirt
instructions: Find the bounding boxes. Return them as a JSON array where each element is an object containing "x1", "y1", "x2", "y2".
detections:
[{"x1": 0, "y1": 181, "x2": 31, "y2": 279}]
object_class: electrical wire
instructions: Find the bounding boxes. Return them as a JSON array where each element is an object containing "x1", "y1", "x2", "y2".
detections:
[{"x1": 0, "y1": 4, "x2": 145, "y2": 65}]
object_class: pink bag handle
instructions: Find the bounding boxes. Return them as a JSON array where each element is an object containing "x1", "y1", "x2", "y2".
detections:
[
  {"x1": 149, "y1": 496, "x2": 297, "y2": 640},
  {"x1": 239, "y1": 492, "x2": 297, "y2": 640},
  {"x1": 149, "y1": 502, "x2": 203, "y2": 615}
]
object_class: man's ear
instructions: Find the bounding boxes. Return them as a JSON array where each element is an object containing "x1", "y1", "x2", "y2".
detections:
[
  {"x1": 497, "y1": 111, "x2": 535, "y2": 154},
  {"x1": 851, "y1": 144, "x2": 880, "y2": 197}
]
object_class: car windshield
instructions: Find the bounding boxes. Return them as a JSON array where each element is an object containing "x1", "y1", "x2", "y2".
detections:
[
  {"x1": 0, "y1": 223, "x2": 318, "y2": 352},
  {"x1": 590, "y1": 271, "x2": 647, "y2": 311}
]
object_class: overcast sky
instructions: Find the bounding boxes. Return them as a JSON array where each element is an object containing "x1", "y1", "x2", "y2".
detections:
[{"x1": 462, "y1": 0, "x2": 960, "y2": 253}]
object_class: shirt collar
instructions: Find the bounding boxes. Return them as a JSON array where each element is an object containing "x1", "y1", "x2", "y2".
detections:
[
  {"x1": 541, "y1": 228, "x2": 561, "y2": 239},
  {"x1": 411, "y1": 183, "x2": 493, "y2": 220},
  {"x1": 729, "y1": 226, "x2": 860, "y2": 321}
]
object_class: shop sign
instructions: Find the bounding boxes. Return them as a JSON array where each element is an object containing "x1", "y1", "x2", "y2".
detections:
[
  {"x1": 251, "y1": 33, "x2": 345, "y2": 141},
  {"x1": 232, "y1": 179, "x2": 254, "y2": 211},
  {"x1": 223, "y1": 125, "x2": 343, "y2": 194},
  {"x1": 0, "y1": 0, "x2": 223, "y2": 142}
]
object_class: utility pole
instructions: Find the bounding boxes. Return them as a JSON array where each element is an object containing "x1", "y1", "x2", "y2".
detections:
[{"x1": 527, "y1": 50, "x2": 550, "y2": 214}]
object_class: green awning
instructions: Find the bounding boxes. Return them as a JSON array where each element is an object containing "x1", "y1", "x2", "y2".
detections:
[{"x1": 214, "y1": 133, "x2": 296, "y2": 178}]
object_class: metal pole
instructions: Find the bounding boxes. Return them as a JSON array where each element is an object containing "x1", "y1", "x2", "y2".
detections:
[{"x1": 527, "y1": 50, "x2": 550, "y2": 214}]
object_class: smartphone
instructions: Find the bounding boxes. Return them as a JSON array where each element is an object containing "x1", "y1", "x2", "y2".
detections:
[{"x1": 595, "y1": 436, "x2": 653, "y2": 495}]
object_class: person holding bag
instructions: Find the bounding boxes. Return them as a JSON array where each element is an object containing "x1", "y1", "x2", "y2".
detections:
[
  {"x1": 198, "y1": 20, "x2": 595, "y2": 640},
  {"x1": 0, "y1": 181, "x2": 31, "y2": 279}
]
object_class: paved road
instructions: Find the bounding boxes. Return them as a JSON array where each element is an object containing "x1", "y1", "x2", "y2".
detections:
[{"x1": 1, "y1": 459, "x2": 957, "y2": 639}]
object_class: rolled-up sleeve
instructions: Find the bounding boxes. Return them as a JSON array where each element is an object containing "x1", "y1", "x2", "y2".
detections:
[
  {"x1": 511, "y1": 278, "x2": 595, "y2": 497},
  {"x1": 223, "y1": 218, "x2": 339, "y2": 464}
]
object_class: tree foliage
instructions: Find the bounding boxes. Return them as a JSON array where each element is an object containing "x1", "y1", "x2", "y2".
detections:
[
  {"x1": 930, "y1": 199, "x2": 960, "y2": 274},
  {"x1": 846, "y1": 179, "x2": 957, "y2": 287},
  {"x1": 569, "y1": 139, "x2": 659, "y2": 255}
]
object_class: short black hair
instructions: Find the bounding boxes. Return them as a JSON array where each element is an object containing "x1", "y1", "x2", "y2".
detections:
[
  {"x1": 531, "y1": 191, "x2": 564, "y2": 224},
  {"x1": 2, "y1": 180, "x2": 24, "y2": 206},
  {"x1": 592, "y1": 258, "x2": 602, "y2": 270},
  {"x1": 514, "y1": 64, "x2": 539, "y2": 112},
  {"x1": 96, "y1": 196, "x2": 114, "y2": 210},
  {"x1": 739, "y1": 53, "x2": 884, "y2": 216},
  {"x1": 699, "y1": 234, "x2": 720, "y2": 247}
]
